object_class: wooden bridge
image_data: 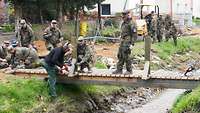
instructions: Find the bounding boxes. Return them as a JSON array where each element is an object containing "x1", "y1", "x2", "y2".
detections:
[{"x1": 8, "y1": 68, "x2": 200, "y2": 89}]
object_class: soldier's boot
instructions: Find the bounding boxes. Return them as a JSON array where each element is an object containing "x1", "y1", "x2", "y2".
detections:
[
  {"x1": 87, "y1": 67, "x2": 92, "y2": 73},
  {"x1": 112, "y1": 70, "x2": 122, "y2": 74},
  {"x1": 78, "y1": 66, "x2": 85, "y2": 73},
  {"x1": 124, "y1": 71, "x2": 132, "y2": 75}
]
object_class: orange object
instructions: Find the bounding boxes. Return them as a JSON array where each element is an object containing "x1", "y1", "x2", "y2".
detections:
[{"x1": 33, "y1": 40, "x2": 49, "y2": 57}]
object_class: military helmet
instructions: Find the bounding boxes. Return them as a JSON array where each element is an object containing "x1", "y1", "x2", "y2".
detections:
[
  {"x1": 78, "y1": 36, "x2": 84, "y2": 41},
  {"x1": 51, "y1": 20, "x2": 57, "y2": 24},
  {"x1": 10, "y1": 39, "x2": 18, "y2": 47},
  {"x1": 3, "y1": 41, "x2": 10, "y2": 45},
  {"x1": 20, "y1": 19, "x2": 26, "y2": 24}
]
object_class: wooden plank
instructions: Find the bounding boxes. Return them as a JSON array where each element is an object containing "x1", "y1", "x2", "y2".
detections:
[{"x1": 142, "y1": 61, "x2": 150, "y2": 80}]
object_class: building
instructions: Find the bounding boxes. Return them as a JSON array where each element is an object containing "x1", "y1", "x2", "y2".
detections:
[
  {"x1": 90, "y1": 0, "x2": 195, "y2": 26},
  {"x1": 193, "y1": 0, "x2": 200, "y2": 18}
]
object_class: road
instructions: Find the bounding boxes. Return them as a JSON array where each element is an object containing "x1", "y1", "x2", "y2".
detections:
[{"x1": 128, "y1": 89, "x2": 185, "y2": 113}]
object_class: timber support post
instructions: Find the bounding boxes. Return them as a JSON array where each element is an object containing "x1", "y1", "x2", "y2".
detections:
[{"x1": 143, "y1": 36, "x2": 151, "y2": 80}]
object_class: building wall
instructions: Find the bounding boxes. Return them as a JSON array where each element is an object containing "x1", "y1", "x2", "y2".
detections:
[{"x1": 193, "y1": 0, "x2": 200, "y2": 18}]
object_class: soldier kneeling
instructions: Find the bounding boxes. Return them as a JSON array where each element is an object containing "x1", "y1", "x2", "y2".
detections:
[
  {"x1": 75, "y1": 37, "x2": 93, "y2": 73},
  {"x1": 8, "y1": 46, "x2": 40, "y2": 69}
]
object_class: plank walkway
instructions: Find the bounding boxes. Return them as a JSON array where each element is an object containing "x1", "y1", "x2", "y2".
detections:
[{"x1": 1, "y1": 68, "x2": 200, "y2": 89}]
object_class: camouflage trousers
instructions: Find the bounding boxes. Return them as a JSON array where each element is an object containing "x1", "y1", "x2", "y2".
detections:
[
  {"x1": 157, "y1": 30, "x2": 163, "y2": 42},
  {"x1": 165, "y1": 31, "x2": 177, "y2": 46},
  {"x1": 75, "y1": 57, "x2": 92, "y2": 72},
  {"x1": 116, "y1": 46, "x2": 132, "y2": 72}
]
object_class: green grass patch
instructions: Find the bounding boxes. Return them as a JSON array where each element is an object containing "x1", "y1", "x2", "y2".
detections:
[
  {"x1": 193, "y1": 18, "x2": 200, "y2": 25},
  {"x1": 171, "y1": 87, "x2": 200, "y2": 113},
  {"x1": 153, "y1": 37, "x2": 200, "y2": 60},
  {"x1": 95, "y1": 61, "x2": 107, "y2": 69},
  {"x1": 0, "y1": 77, "x2": 49, "y2": 113},
  {"x1": 0, "y1": 76, "x2": 121, "y2": 113}
]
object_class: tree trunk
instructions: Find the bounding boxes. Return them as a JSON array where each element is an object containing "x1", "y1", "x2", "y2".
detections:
[
  {"x1": 37, "y1": 0, "x2": 44, "y2": 24},
  {"x1": 14, "y1": 4, "x2": 22, "y2": 32},
  {"x1": 57, "y1": 0, "x2": 64, "y2": 25}
]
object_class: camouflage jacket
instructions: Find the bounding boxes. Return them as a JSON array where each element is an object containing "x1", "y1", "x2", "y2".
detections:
[
  {"x1": 43, "y1": 27, "x2": 63, "y2": 46},
  {"x1": 121, "y1": 20, "x2": 137, "y2": 47},
  {"x1": 77, "y1": 43, "x2": 92, "y2": 63},
  {"x1": 165, "y1": 15, "x2": 172, "y2": 31},
  {"x1": 13, "y1": 47, "x2": 39, "y2": 64},
  {"x1": 0, "y1": 46, "x2": 7, "y2": 59},
  {"x1": 157, "y1": 16, "x2": 165, "y2": 32},
  {"x1": 16, "y1": 25, "x2": 34, "y2": 47}
]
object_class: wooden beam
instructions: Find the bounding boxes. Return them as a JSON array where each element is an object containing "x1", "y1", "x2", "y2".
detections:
[{"x1": 57, "y1": 76, "x2": 200, "y2": 89}]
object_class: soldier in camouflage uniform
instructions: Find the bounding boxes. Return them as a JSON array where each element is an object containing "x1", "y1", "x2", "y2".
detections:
[
  {"x1": 0, "y1": 41, "x2": 10, "y2": 68},
  {"x1": 164, "y1": 15, "x2": 173, "y2": 42},
  {"x1": 8, "y1": 47, "x2": 39, "y2": 69},
  {"x1": 169, "y1": 23, "x2": 178, "y2": 46},
  {"x1": 75, "y1": 37, "x2": 93, "y2": 73},
  {"x1": 151, "y1": 15, "x2": 157, "y2": 43},
  {"x1": 112, "y1": 11, "x2": 137, "y2": 75},
  {"x1": 43, "y1": 20, "x2": 63, "y2": 51},
  {"x1": 157, "y1": 15, "x2": 165, "y2": 42},
  {"x1": 16, "y1": 19, "x2": 34, "y2": 47}
]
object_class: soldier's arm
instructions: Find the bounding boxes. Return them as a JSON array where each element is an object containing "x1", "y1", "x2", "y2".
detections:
[
  {"x1": 130, "y1": 22, "x2": 137, "y2": 45},
  {"x1": 43, "y1": 28, "x2": 51, "y2": 40},
  {"x1": 58, "y1": 29, "x2": 64, "y2": 41},
  {"x1": 28, "y1": 26, "x2": 34, "y2": 43}
]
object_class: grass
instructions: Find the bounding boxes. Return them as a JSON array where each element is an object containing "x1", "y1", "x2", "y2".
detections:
[
  {"x1": 171, "y1": 87, "x2": 200, "y2": 113},
  {"x1": 193, "y1": 18, "x2": 200, "y2": 25},
  {"x1": 95, "y1": 61, "x2": 107, "y2": 69},
  {"x1": 153, "y1": 36, "x2": 200, "y2": 60},
  {"x1": 0, "y1": 77, "x2": 49, "y2": 113},
  {"x1": 0, "y1": 76, "x2": 121, "y2": 113}
]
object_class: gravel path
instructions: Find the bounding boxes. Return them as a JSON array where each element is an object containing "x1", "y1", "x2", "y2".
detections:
[{"x1": 128, "y1": 89, "x2": 185, "y2": 113}]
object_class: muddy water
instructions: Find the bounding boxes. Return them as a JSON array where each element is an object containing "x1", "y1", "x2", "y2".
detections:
[{"x1": 128, "y1": 89, "x2": 185, "y2": 113}]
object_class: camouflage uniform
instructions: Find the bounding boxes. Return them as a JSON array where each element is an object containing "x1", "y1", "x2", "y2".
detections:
[
  {"x1": 169, "y1": 23, "x2": 178, "y2": 46},
  {"x1": 43, "y1": 27, "x2": 63, "y2": 50},
  {"x1": 145, "y1": 13, "x2": 157, "y2": 42},
  {"x1": 11, "y1": 47, "x2": 39, "y2": 69},
  {"x1": 0, "y1": 46, "x2": 9, "y2": 68},
  {"x1": 164, "y1": 15, "x2": 173, "y2": 41},
  {"x1": 151, "y1": 17, "x2": 157, "y2": 43},
  {"x1": 157, "y1": 15, "x2": 165, "y2": 42},
  {"x1": 113, "y1": 19, "x2": 137, "y2": 74},
  {"x1": 16, "y1": 25, "x2": 34, "y2": 47},
  {"x1": 75, "y1": 42, "x2": 93, "y2": 72}
]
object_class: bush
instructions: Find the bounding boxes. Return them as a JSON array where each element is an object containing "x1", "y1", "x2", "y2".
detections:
[
  {"x1": 1, "y1": 23, "x2": 15, "y2": 32},
  {"x1": 101, "y1": 26, "x2": 120, "y2": 37}
]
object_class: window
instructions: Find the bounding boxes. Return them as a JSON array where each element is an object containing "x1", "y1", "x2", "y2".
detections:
[{"x1": 101, "y1": 4, "x2": 111, "y2": 15}]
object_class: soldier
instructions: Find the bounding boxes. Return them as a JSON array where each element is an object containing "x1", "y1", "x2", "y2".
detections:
[
  {"x1": 169, "y1": 23, "x2": 178, "y2": 46},
  {"x1": 164, "y1": 14, "x2": 173, "y2": 42},
  {"x1": 0, "y1": 41, "x2": 10, "y2": 68},
  {"x1": 16, "y1": 19, "x2": 34, "y2": 47},
  {"x1": 75, "y1": 37, "x2": 93, "y2": 73},
  {"x1": 157, "y1": 15, "x2": 165, "y2": 42},
  {"x1": 43, "y1": 20, "x2": 63, "y2": 51},
  {"x1": 151, "y1": 15, "x2": 157, "y2": 43},
  {"x1": 8, "y1": 46, "x2": 40, "y2": 69},
  {"x1": 112, "y1": 11, "x2": 137, "y2": 75},
  {"x1": 145, "y1": 11, "x2": 157, "y2": 43}
]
